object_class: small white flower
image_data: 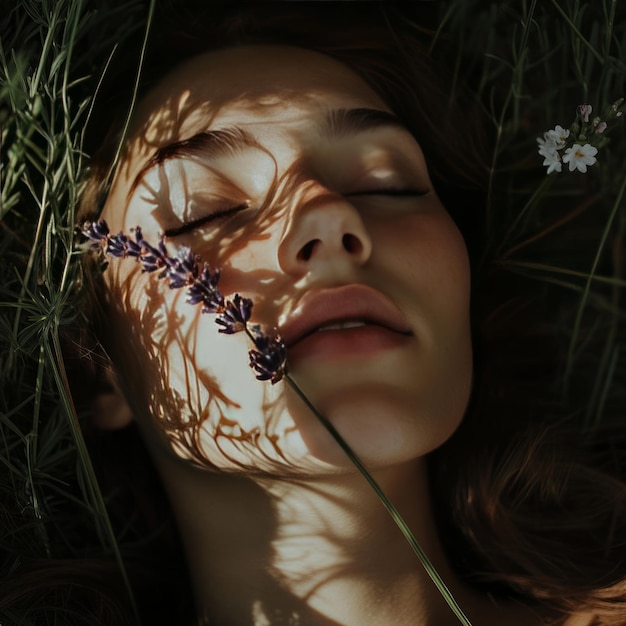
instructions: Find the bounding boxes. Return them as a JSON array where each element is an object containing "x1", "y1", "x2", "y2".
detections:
[
  {"x1": 542, "y1": 151, "x2": 562, "y2": 174},
  {"x1": 562, "y1": 143, "x2": 598, "y2": 173},
  {"x1": 547, "y1": 125, "x2": 570, "y2": 147},
  {"x1": 537, "y1": 132, "x2": 558, "y2": 157}
]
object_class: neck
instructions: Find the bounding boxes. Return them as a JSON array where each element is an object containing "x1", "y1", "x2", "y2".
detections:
[{"x1": 153, "y1": 453, "x2": 542, "y2": 626}]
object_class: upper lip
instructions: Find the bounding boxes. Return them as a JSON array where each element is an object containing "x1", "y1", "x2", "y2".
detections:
[{"x1": 279, "y1": 284, "x2": 412, "y2": 347}]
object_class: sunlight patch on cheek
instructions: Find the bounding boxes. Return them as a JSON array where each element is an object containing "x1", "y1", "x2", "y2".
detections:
[{"x1": 222, "y1": 236, "x2": 283, "y2": 285}]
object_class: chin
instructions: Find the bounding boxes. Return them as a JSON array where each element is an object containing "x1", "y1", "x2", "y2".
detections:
[{"x1": 284, "y1": 382, "x2": 467, "y2": 469}]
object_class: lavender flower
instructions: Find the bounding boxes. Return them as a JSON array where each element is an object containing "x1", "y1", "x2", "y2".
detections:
[
  {"x1": 81, "y1": 220, "x2": 109, "y2": 248},
  {"x1": 80, "y1": 219, "x2": 286, "y2": 384},
  {"x1": 163, "y1": 246, "x2": 199, "y2": 288},
  {"x1": 186, "y1": 265, "x2": 224, "y2": 313},
  {"x1": 136, "y1": 230, "x2": 169, "y2": 273},
  {"x1": 248, "y1": 326, "x2": 287, "y2": 384},
  {"x1": 216, "y1": 294, "x2": 253, "y2": 334},
  {"x1": 107, "y1": 230, "x2": 142, "y2": 259}
]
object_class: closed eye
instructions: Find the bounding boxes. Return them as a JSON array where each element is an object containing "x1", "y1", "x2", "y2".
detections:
[{"x1": 163, "y1": 203, "x2": 248, "y2": 237}]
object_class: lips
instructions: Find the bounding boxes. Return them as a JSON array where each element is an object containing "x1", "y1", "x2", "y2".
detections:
[{"x1": 279, "y1": 284, "x2": 412, "y2": 361}]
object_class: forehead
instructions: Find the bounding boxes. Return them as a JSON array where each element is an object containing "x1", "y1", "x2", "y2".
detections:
[
  {"x1": 106, "y1": 45, "x2": 393, "y2": 209},
  {"x1": 106, "y1": 45, "x2": 394, "y2": 210},
  {"x1": 134, "y1": 44, "x2": 389, "y2": 143}
]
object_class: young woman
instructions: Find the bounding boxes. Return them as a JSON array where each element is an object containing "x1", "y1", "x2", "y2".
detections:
[{"x1": 3, "y1": 2, "x2": 626, "y2": 625}]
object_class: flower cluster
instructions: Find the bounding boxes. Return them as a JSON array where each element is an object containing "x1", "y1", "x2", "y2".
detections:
[
  {"x1": 81, "y1": 220, "x2": 286, "y2": 384},
  {"x1": 537, "y1": 99, "x2": 624, "y2": 174}
]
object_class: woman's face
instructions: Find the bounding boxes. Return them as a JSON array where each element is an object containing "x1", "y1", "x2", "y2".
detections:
[{"x1": 99, "y1": 45, "x2": 472, "y2": 474}]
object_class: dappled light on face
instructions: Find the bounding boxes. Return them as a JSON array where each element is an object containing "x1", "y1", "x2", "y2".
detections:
[
  {"x1": 134, "y1": 90, "x2": 215, "y2": 157},
  {"x1": 96, "y1": 43, "x2": 473, "y2": 478},
  {"x1": 100, "y1": 251, "x2": 314, "y2": 474}
]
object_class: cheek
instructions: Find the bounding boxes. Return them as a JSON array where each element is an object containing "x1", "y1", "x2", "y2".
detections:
[
  {"x1": 376, "y1": 210, "x2": 471, "y2": 322},
  {"x1": 98, "y1": 187, "x2": 296, "y2": 466},
  {"x1": 99, "y1": 261, "x2": 290, "y2": 469},
  {"x1": 373, "y1": 209, "x2": 473, "y2": 425}
]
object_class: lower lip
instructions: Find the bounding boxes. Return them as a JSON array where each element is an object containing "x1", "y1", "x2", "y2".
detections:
[{"x1": 287, "y1": 325, "x2": 412, "y2": 364}]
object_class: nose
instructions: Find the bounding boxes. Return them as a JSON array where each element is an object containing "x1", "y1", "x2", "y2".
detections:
[{"x1": 277, "y1": 191, "x2": 373, "y2": 277}]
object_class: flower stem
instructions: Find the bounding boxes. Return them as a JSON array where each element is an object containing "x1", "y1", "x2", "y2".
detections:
[{"x1": 285, "y1": 374, "x2": 473, "y2": 626}]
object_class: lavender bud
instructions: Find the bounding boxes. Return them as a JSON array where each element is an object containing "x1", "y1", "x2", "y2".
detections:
[
  {"x1": 81, "y1": 220, "x2": 110, "y2": 247},
  {"x1": 248, "y1": 331, "x2": 286, "y2": 384},
  {"x1": 107, "y1": 232, "x2": 141, "y2": 258},
  {"x1": 186, "y1": 264, "x2": 224, "y2": 313},
  {"x1": 83, "y1": 224, "x2": 288, "y2": 386},
  {"x1": 215, "y1": 294, "x2": 253, "y2": 334},
  {"x1": 577, "y1": 104, "x2": 592, "y2": 123},
  {"x1": 138, "y1": 233, "x2": 168, "y2": 272},
  {"x1": 166, "y1": 247, "x2": 199, "y2": 289}
]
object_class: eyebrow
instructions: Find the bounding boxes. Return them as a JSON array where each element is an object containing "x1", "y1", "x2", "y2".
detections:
[
  {"x1": 130, "y1": 107, "x2": 405, "y2": 193},
  {"x1": 129, "y1": 127, "x2": 259, "y2": 194},
  {"x1": 321, "y1": 107, "x2": 405, "y2": 138}
]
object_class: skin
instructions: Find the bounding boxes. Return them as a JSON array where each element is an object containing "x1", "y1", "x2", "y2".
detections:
[
  {"x1": 100, "y1": 44, "x2": 472, "y2": 473},
  {"x1": 96, "y1": 45, "x2": 563, "y2": 625}
]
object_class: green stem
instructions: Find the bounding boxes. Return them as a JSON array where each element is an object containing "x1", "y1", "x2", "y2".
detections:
[
  {"x1": 48, "y1": 330, "x2": 141, "y2": 626},
  {"x1": 550, "y1": 0, "x2": 604, "y2": 65},
  {"x1": 284, "y1": 374, "x2": 473, "y2": 626},
  {"x1": 105, "y1": 0, "x2": 155, "y2": 191},
  {"x1": 495, "y1": 174, "x2": 555, "y2": 258},
  {"x1": 564, "y1": 173, "x2": 626, "y2": 392},
  {"x1": 241, "y1": 318, "x2": 471, "y2": 623}
]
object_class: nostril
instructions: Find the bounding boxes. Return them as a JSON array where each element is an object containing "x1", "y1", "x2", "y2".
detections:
[
  {"x1": 342, "y1": 233, "x2": 363, "y2": 255},
  {"x1": 296, "y1": 234, "x2": 365, "y2": 263},
  {"x1": 298, "y1": 239, "x2": 320, "y2": 262}
]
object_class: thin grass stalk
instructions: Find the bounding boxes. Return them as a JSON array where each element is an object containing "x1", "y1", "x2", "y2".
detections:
[
  {"x1": 78, "y1": 44, "x2": 118, "y2": 169},
  {"x1": 501, "y1": 194, "x2": 597, "y2": 258},
  {"x1": 8, "y1": 191, "x2": 49, "y2": 371},
  {"x1": 484, "y1": 0, "x2": 537, "y2": 252},
  {"x1": 105, "y1": 0, "x2": 155, "y2": 195},
  {"x1": 550, "y1": 0, "x2": 604, "y2": 65},
  {"x1": 29, "y1": 9, "x2": 59, "y2": 101},
  {"x1": 605, "y1": 0, "x2": 617, "y2": 60},
  {"x1": 564, "y1": 173, "x2": 626, "y2": 392},
  {"x1": 584, "y1": 210, "x2": 626, "y2": 428},
  {"x1": 23, "y1": 342, "x2": 51, "y2": 558},
  {"x1": 495, "y1": 175, "x2": 556, "y2": 260},
  {"x1": 499, "y1": 260, "x2": 626, "y2": 296},
  {"x1": 585, "y1": 343, "x2": 620, "y2": 431},
  {"x1": 47, "y1": 330, "x2": 141, "y2": 626}
]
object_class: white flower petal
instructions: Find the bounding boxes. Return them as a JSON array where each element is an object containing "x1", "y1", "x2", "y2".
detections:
[
  {"x1": 561, "y1": 143, "x2": 597, "y2": 173},
  {"x1": 548, "y1": 125, "x2": 570, "y2": 147}
]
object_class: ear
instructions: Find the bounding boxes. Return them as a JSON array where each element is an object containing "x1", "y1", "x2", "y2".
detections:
[
  {"x1": 61, "y1": 327, "x2": 134, "y2": 430},
  {"x1": 91, "y1": 367, "x2": 134, "y2": 430}
]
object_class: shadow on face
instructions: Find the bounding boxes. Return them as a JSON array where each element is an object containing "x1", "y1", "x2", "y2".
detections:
[{"x1": 97, "y1": 44, "x2": 473, "y2": 476}]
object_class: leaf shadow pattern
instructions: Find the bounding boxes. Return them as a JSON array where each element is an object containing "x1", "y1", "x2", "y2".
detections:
[
  {"x1": 103, "y1": 91, "x2": 350, "y2": 473},
  {"x1": 99, "y1": 266, "x2": 363, "y2": 625},
  {"x1": 85, "y1": 83, "x2": 456, "y2": 623}
]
